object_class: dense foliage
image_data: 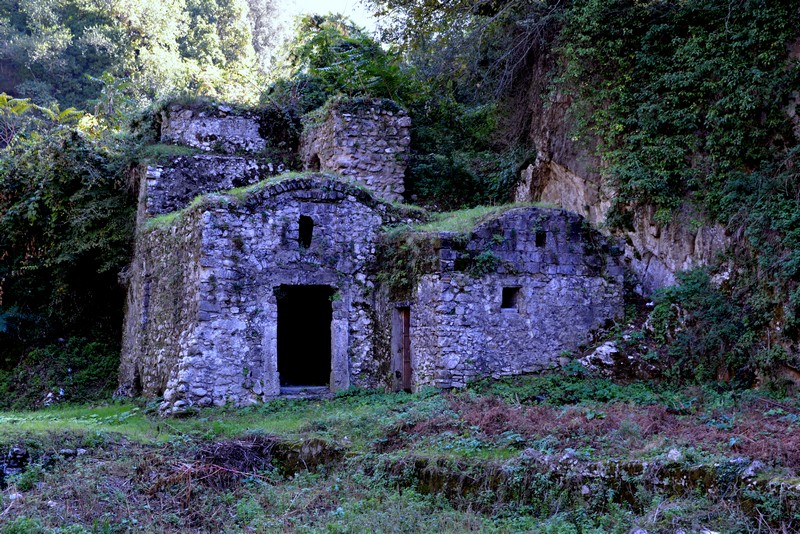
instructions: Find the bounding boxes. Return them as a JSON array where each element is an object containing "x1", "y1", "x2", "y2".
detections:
[
  {"x1": 559, "y1": 0, "x2": 799, "y2": 225},
  {"x1": 266, "y1": 13, "x2": 531, "y2": 209},
  {"x1": 557, "y1": 0, "x2": 800, "y2": 380},
  {"x1": 0, "y1": 0, "x2": 264, "y2": 109},
  {"x1": 0, "y1": 98, "x2": 135, "y2": 406}
]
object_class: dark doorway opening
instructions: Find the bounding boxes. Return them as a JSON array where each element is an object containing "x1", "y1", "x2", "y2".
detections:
[{"x1": 276, "y1": 285, "x2": 334, "y2": 386}]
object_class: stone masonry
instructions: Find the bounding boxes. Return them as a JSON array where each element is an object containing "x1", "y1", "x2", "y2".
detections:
[
  {"x1": 120, "y1": 177, "x2": 419, "y2": 413},
  {"x1": 119, "y1": 97, "x2": 625, "y2": 414},
  {"x1": 299, "y1": 98, "x2": 411, "y2": 202},
  {"x1": 160, "y1": 104, "x2": 268, "y2": 154},
  {"x1": 411, "y1": 209, "x2": 623, "y2": 389}
]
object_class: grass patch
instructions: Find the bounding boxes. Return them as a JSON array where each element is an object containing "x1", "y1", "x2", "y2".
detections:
[
  {"x1": 138, "y1": 143, "x2": 202, "y2": 163},
  {"x1": 414, "y1": 202, "x2": 555, "y2": 234}
]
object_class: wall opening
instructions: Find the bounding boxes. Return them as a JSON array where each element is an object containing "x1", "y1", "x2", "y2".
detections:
[
  {"x1": 501, "y1": 287, "x2": 521, "y2": 310},
  {"x1": 299, "y1": 215, "x2": 314, "y2": 248},
  {"x1": 308, "y1": 153, "x2": 321, "y2": 172},
  {"x1": 392, "y1": 306, "x2": 412, "y2": 392},
  {"x1": 535, "y1": 229, "x2": 547, "y2": 247},
  {"x1": 276, "y1": 285, "x2": 334, "y2": 386}
]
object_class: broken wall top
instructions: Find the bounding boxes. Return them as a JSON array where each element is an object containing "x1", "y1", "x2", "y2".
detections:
[
  {"x1": 159, "y1": 102, "x2": 300, "y2": 155},
  {"x1": 145, "y1": 98, "x2": 410, "y2": 218},
  {"x1": 300, "y1": 97, "x2": 411, "y2": 203}
]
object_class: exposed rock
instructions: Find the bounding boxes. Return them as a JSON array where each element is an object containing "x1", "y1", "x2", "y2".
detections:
[
  {"x1": 742, "y1": 460, "x2": 765, "y2": 479},
  {"x1": 514, "y1": 56, "x2": 731, "y2": 294},
  {"x1": 4, "y1": 447, "x2": 29, "y2": 476},
  {"x1": 666, "y1": 448, "x2": 683, "y2": 463},
  {"x1": 579, "y1": 341, "x2": 658, "y2": 379}
]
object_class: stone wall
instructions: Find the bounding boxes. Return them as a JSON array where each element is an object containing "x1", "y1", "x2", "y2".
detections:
[
  {"x1": 160, "y1": 105, "x2": 267, "y2": 154},
  {"x1": 144, "y1": 155, "x2": 279, "y2": 218},
  {"x1": 118, "y1": 209, "x2": 205, "y2": 398},
  {"x1": 121, "y1": 176, "x2": 419, "y2": 413},
  {"x1": 410, "y1": 208, "x2": 624, "y2": 388},
  {"x1": 299, "y1": 98, "x2": 411, "y2": 202}
]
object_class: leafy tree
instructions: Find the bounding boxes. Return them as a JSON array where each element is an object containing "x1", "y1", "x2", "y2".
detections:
[
  {"x1": 266, "y1": 13, "x2": 420, "y2": 113},
  {"x1": 245, "y1": 0, "x2": 282, "y2": 72},
  {"x1": 0, "y1": 0, "x2": 267, "y2": 109},
  {"x1": 0, "y1": 96, "x2": 135, "y2": 400}
]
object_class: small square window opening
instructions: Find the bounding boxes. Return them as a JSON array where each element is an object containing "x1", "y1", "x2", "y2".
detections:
[
  {"x1": 535, "y1": 230, "x2": 547, "y2": 247},
  {"x1": 501, "y1": 287, "x2": 521, "y2": 310}
]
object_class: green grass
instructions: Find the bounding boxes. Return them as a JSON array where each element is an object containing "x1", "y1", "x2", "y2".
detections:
[
  {"x1": 139, "y1": 143, "x2": 202, "y2": 163},
  {"x1": 414, "y1": 202, "x2": 556, "y2": 234},
  {"x1": 1, "y1": 377, "x2": 798, "y2": 532}
]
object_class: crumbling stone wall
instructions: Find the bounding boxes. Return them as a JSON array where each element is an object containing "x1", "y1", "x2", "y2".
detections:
[
  {"x1": 409, "y1": 208, "x2": 624, "y2": 389},
  {"x1": 160, "y1": 104, "x2": 268, "y2": 154},
  {"x1": 121, "y1": 176, "x2": 419, "y2": 413},
  {"x1": 122, "y1": 97, "x2": 629, "y2": 411},
  {"x1": 144, "y1": 155, "x2": 280, "y2": 218},
  {"x1": 118, "y1": 208, "x2": 205, "y2": 399},
  {"x1": 300, "y1": 98, "x2": 411, "y2": 202}
]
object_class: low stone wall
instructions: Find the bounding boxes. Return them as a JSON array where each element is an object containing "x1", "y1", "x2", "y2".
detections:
[
  {"x1": 300, "y1": 98, "x2": 411, "y2": 202},
  {"x1": 410, "y1": 208, "x2": 624, "y2": 389}
]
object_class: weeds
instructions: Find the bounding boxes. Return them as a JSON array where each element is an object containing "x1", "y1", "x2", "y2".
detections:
[{"x1": 1, "y1": 375, "x2": 799, "y2": 531}]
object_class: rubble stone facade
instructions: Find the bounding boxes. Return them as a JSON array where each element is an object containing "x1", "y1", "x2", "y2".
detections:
[
  {"x1": 119, "y1": 98, "x2": 625, "y2": 414},
  {"x1": 299, "y1": 98, "x2": 410, "y2": 202}
]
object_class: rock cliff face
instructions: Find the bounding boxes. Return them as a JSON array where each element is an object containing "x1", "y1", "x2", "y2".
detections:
[{"x1": 513, "y1": 59, "x2": 730, "y2": 293}]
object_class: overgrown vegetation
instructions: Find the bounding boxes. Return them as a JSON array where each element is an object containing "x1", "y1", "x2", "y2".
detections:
[
  {"x1": 0, "y1": 98, "x2": 135, "y2": 405},
  {"x1": 554, "y1": 0, "x2": 800, "y2": 383},
  {"x1": 1, "y1": 377, "x2": 799, "y2": 531},
  {"x1": 1, "y1": 0, "x2": 800, "y2": 527},
  {"x1": 365, "y1": 0, "x2": 800, "y2": 384}
]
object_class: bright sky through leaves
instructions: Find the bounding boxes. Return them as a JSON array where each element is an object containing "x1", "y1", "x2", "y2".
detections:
[{"x1": 278, "y1": 0, "x2": 378, "y2": 32}]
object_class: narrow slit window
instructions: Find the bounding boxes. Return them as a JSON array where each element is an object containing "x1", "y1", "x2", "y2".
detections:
[
  {"x1": 299, "y1": 215, "x2": 314, "y2": 248},
  {"x1": 501, "y1": 287, "x2": 521, "y2": 310},
  {"x1": 535, "y1": 230, "x2": 547, "y2": 247}
]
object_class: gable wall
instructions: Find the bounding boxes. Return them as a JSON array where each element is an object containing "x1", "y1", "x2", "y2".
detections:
[{"x1": 123, "y1": 178, "x2": 417, "y2": 413}]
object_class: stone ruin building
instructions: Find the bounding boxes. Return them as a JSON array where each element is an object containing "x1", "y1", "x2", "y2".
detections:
[{"x1": 119, "y1": 98, "x2": 625, "y2": 413}]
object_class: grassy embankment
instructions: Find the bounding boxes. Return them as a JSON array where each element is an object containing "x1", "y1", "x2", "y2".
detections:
[{"x1": 1, "y1": 373, "x2": 799, "y2": 532}]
